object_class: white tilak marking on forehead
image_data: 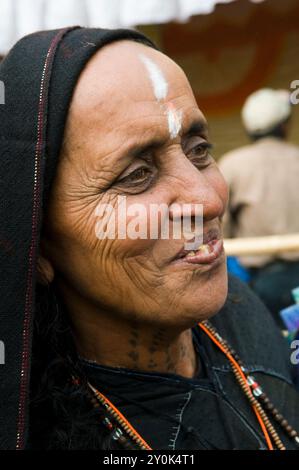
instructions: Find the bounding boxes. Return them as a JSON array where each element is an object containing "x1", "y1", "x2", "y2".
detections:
[
  {"x1": 139, "y1": 54, "x2": 168, "y2": 101},
  {"x1": 139, "y1": 54, "x2": 183, "y2": 139},
  {"x1": 166, "y1": 104, "x2": 183, "y2": 139}
]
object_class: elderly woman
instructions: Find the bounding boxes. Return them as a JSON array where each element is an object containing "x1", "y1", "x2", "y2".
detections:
[{"x1": 0, "y1": 27, "x2": 298, "y2": 451}]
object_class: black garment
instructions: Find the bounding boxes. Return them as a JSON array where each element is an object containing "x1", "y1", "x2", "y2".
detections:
[
  {"x1": 249, "y1": 260, "x2": 299, "y2": 328},
  {"x1": 1, "y1": 26, "x2": 298, "y2": 452},
  {"x1": 82, "y1": 275, "x2": 299, "y2": 450},
  {"x1": 0, "y1": 26, "x2": 155, "y2": 451}
]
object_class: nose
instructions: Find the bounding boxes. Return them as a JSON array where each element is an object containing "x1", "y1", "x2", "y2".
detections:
[{"x1": 168, "y1": 157, "x2": 227, "y2": 224}]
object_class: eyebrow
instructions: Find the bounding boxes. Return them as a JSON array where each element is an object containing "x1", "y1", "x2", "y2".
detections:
[
  {"x1": 127, "y1": 118, "x2": 209, "y2": 160},
  {"x1": 184, "y1": 120, "x2": 208, "y2": 138}
]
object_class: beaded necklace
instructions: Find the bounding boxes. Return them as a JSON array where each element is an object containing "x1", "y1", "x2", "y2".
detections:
[{"x1": 86, "y1": 320, "x2": 299, "y2": 450}]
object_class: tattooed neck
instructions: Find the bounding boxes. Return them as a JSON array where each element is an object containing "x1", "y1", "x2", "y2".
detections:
[{"x1": 79, "y1": 321, "x2": 200, "y2": 379}]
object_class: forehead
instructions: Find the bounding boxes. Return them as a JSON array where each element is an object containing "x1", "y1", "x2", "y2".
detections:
[
  {"x1": 68, "y1": 41, "x2": 202, "y2": 128},
  {"x1": 75, "y1": 41, "x2": 191, "y2": 99},
  {"x1": 62, "y1": 41, "x2": 208, "y2": 173}
]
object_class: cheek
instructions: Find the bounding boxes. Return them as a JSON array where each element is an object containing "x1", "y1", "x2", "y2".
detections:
[
  {"x1": 108, "y1": 188, "x2": 172, "y2": 256},
  {"x1": 207, "y1": 166, "x2": 229, "y2": 208}
]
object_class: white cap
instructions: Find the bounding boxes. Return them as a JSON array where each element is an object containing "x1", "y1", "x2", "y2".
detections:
[{"x1": 242, "y1": 88, "x2": 291, "y2": 134}]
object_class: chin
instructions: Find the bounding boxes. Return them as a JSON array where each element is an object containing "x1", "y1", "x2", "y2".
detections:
[{"x1": 168, "y1": 262, "x2": 228, "y2": 329}]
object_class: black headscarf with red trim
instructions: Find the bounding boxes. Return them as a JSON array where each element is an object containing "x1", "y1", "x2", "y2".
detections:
[{"x1": 0, "y1": 26, "x2": 155, "y2": 450}]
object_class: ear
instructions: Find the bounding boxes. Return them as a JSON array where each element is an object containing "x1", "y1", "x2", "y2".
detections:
[{"x1": 37, "y1": 253, "x2": 55, "y2": 285}]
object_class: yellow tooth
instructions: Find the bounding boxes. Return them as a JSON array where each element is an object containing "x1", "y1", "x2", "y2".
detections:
[
  {"x1": 186, "y1": 251, "x2": 196, "y2": 257},
  {"x1": 197, "y1": 244, "x2": 210, "y2": 254}
]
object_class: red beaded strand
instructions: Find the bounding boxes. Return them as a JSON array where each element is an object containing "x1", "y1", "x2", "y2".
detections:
[
  {"x1": 200, "y1": 320, "x2": 299, "y2": 449},
  {"x1": 86, "y1": 320, "x2": 299, "y2": 450}
]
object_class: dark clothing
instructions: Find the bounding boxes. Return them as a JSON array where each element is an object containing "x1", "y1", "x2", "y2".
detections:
[
  {"x1": 0, "y1": 26, "x2": 155, "y2": 451},
  {"x1": 82, "y1": 275, "x2": 299, "y2": 450},
  {"x1": 249, "y1": 260, "x2": 299, "y2": 328},
  {"x1": 1, "y1": 26, "x2": 298, "y2": 451}
]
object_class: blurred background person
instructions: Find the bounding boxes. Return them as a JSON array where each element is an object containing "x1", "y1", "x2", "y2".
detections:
[{"x1": 219, "y1": 88, "x2": 299, "y2": 326}]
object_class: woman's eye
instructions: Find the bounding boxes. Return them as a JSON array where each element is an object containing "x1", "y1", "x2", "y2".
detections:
[
  {"x1": 187, "y1": 143, "x2": 213, "y2": 165},
  {"x1": 119, "y1": 167, "x2": 152, "y2": 185}
]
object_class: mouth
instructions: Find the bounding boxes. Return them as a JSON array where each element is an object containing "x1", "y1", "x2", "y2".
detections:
[{"x1": 171, "y1": 228, "x2": 224, "y2": 266}]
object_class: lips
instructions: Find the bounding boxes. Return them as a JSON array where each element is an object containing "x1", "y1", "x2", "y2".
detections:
[{"x1": 172, "y1": 228, "x2": 224, "y2": 265}]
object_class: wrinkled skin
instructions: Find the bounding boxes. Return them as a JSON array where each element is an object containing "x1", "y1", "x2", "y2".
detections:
[{"x1": 39, "y1": 40, "x2": 229, "y2": 378}]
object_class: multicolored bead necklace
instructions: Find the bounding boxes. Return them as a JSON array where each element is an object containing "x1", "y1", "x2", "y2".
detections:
[{"x1": 86, "y1": 320, "x2": 299, "y2": 450}]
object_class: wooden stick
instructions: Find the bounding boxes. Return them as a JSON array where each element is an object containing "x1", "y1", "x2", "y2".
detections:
[{"x1": 224, "y1": 233, "x2": 299, "y2": 256}]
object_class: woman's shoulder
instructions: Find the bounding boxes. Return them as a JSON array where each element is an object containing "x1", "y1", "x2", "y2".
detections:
[
  {"x1": 217, "y1": 273, "x2": 283, "y2": 332},
  {"x1": 210, "y1": 273, "x2": 294, "y2": 383}
]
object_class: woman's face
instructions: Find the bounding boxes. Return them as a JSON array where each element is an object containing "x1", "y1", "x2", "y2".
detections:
[{"x1": 42, "y1": 40, "x2": 229, "y2": 331}]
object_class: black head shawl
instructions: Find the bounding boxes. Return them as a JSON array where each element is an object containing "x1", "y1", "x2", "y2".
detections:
[{"x1": 0, "y1": 26, "x2": 156, "y2": 450}]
